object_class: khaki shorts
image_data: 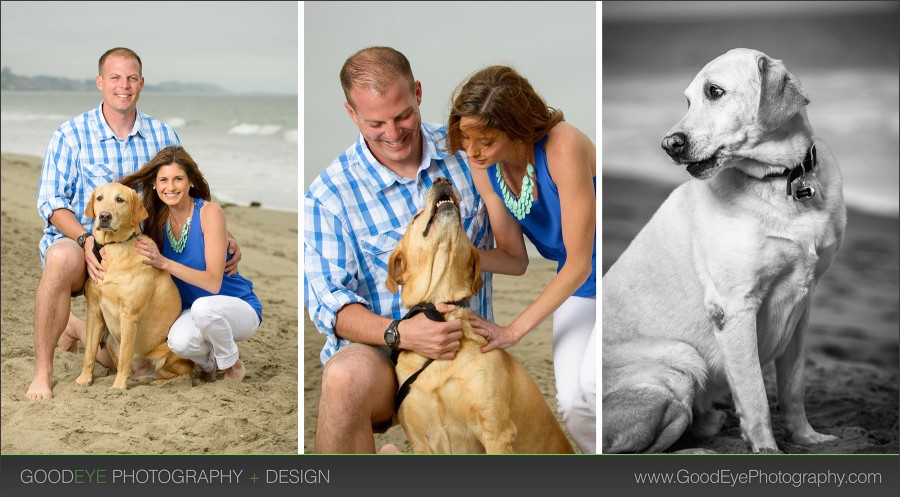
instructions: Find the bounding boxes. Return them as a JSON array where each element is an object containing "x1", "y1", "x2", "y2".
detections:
[
  {"x1": 333, "y1": 342, "x2": 399, "y2": 433},
  {"x1": 46, "y1": 237, "x2": 88, "y2": 297}
]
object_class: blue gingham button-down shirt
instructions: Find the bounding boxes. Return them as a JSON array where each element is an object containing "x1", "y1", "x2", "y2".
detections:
[
  {"x1": 305, "y1": 122, "x2": 493, "y2": 366},
  {"x1": 37, "y1": 102, "x2": 180, "y2": 265}
]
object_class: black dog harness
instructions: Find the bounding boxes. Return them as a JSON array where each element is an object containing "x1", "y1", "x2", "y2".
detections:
[
  {"x1": 764, "y1": 143, "x2": 818, "y2": 201},
  {"x1": 392, "y1": 300, "x2": 469, "y2": 413},
  {"x1": 92, "y1": 231, "x2": 140, "y2": 264}
]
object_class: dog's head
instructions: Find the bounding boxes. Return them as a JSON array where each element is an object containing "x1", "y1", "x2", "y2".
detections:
[
  {"x1": 661, "y1": 48, "x2": 810, "y2": 179},
  {"x1": 386, "y1": 177, "x2": 483, "y2": 307},
  {"x1": 84, "y1": 182, "x2": 147, "y2": 243}
]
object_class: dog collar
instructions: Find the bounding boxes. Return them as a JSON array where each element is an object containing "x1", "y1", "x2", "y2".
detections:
[
  {"x1": 763, "y1": 143, "x2": 817, "y2": 201},
  {"x1": 92, "y1": 231, "x2": 140, "y2": 264},
  {"x1": 443, "y1": 298, "x2": 470, "y2": 308}
]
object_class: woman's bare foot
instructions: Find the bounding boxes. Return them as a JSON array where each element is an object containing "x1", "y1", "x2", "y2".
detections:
[
  {"x1": 199, "y1": 369, "x2": 217, "y2": 382},
  {"x1": 222, "y1": 359, "x2": 246, "y2": 381},
  {"x1": 379, "y1": 444, "x2": 403, "y2": 454}
]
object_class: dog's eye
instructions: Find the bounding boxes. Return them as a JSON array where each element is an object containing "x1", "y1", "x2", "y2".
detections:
[
  {"x1": 116, "y1": 196, "x2": 125, "y2": 203},
  {"x1": 96, "y1": 195, "x2": 103, "y2": 201},
  {"x1": 706, "y1": 85, "x2": 725, "y2": 100}
]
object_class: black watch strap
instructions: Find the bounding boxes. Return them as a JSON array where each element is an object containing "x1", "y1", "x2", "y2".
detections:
[{"x1": 76, "y1": 232, "x2": 92, "y2": 248}]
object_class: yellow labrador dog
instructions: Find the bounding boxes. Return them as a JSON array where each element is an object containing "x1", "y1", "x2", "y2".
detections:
[
  {"x1": 386, "y1": 177, "x2": 574, "y2": 454},
  {"x1": 75, "y1": 182, "x2": 193, "y2": 390},
  {"x1": 603, "y1": 48, "x2": 846, "y2": 453}
]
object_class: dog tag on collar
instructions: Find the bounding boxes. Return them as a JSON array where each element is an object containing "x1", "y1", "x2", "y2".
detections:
[{"x1": 793, "y1": 180, "x2": 816, "y2": 201}]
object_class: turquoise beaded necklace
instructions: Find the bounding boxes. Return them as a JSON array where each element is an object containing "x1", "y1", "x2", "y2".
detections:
[
  {"x1": 496, "y1": 161, "x2": 535, "y2": 221},
  {"x1": 166, "y1": 200, "x2": 193, "y2": 253}
]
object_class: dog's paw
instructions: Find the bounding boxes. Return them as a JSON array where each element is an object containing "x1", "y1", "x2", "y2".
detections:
[
  {"x1": 691, "y1": 409, "x2": 727, "y2": 438},
  {"x1": 74, "y1": 374, "x2": 93, "y2": 387},
  {"x1": 672, "y1": 448, "x2": 718, "y2": 454},
  {"x1": 110, "y1": 381, "x2": 128, "y2": 390},
  {"x1": 789, "y1": 431, "x2": 838, "y2": 445},
  {"x1": 755, "y1": 447, "x2": 783, "y2": 454}
]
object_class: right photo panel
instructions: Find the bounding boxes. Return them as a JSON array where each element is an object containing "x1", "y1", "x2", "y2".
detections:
[{"x1": 601, "y1": 1, "x2": 899, "y2": 454}]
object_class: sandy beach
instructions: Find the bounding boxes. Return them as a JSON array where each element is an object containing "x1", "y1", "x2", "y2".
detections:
[
  {"x1": 602, "y1": 173, "x2": 899, "y2": 454},
  {"x1": 303, "y1": 259, "x2": 583, "y2": 453},
  {"x1": 0, "y1": 153, "x2": 299, "y2": 454}
]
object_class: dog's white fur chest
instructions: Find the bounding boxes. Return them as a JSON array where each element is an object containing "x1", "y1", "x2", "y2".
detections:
[{"x1": 690, "y1": 188, "x2": 842, "y2": 366}]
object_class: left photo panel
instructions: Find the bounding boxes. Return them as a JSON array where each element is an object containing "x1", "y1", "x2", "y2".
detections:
[{"x1": 0, "y1": 1, "x2": 299, "y2": 454}]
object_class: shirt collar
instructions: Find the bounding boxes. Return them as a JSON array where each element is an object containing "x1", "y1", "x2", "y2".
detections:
[
  {"x1": 95, "y1": 102, "x2": 144, "y2": 141},
  {"x1": 356, "y1": 123, "x2": 450, "y2": 193}
]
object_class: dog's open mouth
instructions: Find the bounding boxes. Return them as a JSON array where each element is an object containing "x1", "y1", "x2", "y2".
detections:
[
  {"x1": 423, "y1": 191, "x2": 459, "y2": 237},
  {"x1": 683, "y1": 153, "x2": 721, "y2": 179}
]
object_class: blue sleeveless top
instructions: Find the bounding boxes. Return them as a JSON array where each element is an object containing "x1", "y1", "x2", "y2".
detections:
[
  {"x1": 161, "y1": 198, "x2": 263, "y2": 321},
  {"x1": 487, "y1": 136, "x2": 596, "y2": 298}
]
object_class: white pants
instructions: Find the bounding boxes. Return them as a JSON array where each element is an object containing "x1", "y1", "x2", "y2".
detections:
[
  {"x1": 168, "y1": 296, "x2": 260, "y2": 373},
  {"x1": 552, "y1": 295, "x2": 597, "y2": 454}
]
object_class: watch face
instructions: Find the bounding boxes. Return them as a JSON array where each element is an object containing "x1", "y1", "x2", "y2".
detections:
[{"x1": 384, "y1": 322, "x2": 399, "y2": 347}]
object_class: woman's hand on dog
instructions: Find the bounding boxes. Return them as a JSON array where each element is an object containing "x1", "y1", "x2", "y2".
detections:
[
  {"x1": 135, "y1": 239, "x2": 169, "y2": 270},
  {"x1": 399, "y1": 305, "x2": 463, "y2": 360},
  {"x1": 468, "y1": 314, "x2": 520, "y2": 352}
]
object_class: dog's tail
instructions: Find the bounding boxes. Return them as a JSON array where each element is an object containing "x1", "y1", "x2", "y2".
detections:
[{"x1": 146, "y1": 342, "x2": 194, "y2": 378}]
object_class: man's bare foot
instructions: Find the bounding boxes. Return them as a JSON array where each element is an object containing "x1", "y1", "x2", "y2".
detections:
[
  {"x1": 26, "y1": 374, "x2": 53, "y2": 400},
  {"x1": 222, "y1": 359, "x2": 246, "y2": 381},
  {"x1": 379, "y1": 444, "x2": 403, "y2": 454},
  {"x1": 199, "y1": 369, "x2": 217, "y2": 382}
]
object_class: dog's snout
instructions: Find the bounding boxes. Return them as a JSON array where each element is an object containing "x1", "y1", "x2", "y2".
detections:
[
  {"x1": 434, "y1": 177, "x2": 450, "y2": 186},
  {"x1": 99, "y1": 211, "x2": 112, "y2": 223},
  {"x1": 661, "y1": 132, "x2": 687, "y2": 159}
]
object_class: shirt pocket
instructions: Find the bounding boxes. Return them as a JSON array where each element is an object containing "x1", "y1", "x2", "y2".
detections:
[
  {"x1": 80, "y1": 160, "x2": 116, "y2": 192},
  {"x1": 359, "y1": 228, "x2": 404, "y2": 287}
]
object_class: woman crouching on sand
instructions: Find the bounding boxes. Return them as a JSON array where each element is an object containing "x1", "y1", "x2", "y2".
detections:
[
  {"x1": 119, "y1": 146, "x2": 262, "y2": 382},
  {"x1": 446, "y1": 65, "x2": 597, "y2": 453}
]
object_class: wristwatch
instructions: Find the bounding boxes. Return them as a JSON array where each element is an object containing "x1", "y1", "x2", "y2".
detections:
[
  {"x1": 384, "y1": 319, "x2": 401, "y2": 349},
  {"x1": 76, "y1": 232, "x2": 93, "y2": 248}
]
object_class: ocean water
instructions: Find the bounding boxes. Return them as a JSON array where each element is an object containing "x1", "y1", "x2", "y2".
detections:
[{"x1": 0, "y1": 91, "x2": 298, "y2": 212}]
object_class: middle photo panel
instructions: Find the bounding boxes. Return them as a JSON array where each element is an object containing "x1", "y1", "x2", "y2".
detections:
[{"x1": 302, "y1": 0, "x2": 598, "y2": 454}]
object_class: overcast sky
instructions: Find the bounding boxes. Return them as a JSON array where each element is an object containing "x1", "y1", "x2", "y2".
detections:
[
  {"x1": 603, "y1": 0, "x2": 896, "y2": 21},
  {"x1": 1, "y1": 1, "x2": 298, "y2": 95},
  {"x1": 303, "y1": 1, "x2": 596, "y2": 189}
]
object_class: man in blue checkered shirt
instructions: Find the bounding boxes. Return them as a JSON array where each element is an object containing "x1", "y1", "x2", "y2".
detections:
[
  {"x1": 305, "y1": 47, "x2": 493, "y2": 453},
  {"x1": 26, "y1": 48, "x2": 240, "y2": 400}
]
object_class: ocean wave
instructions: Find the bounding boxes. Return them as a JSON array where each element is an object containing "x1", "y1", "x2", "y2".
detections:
[
  {"x1": 167, "y1": 116, "x2": 187, "y2": 128},
  {"x1": 228, "y1": 123, "x2": 282, "y2": 136},
  {"x1": 0, "y1": 111, "x2": 71, "y2": 122},
  {"x1": 283, "y1": 129, "x2": 298, "y2": 143}
]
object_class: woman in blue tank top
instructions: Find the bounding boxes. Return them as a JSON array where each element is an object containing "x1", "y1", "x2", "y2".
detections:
[
  {"x1": 120, "y1": 146, "x2": 262, "y2": 382},
  {"x1": 447, "y1": 66, "x2": 597, "y2": 453}
]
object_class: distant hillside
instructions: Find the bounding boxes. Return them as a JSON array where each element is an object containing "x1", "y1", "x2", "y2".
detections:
[{"x1": 0, "y1": 67, "x2": 227, "y2": 93}]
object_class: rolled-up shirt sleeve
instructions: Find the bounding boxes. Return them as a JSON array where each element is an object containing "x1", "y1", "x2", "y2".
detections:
[
  {"x1": 304, "y1": 193, "x2": 368, "y2": 344},
  {"x1": 37, "y1": 130, "x2": 78, "y2": 223}
]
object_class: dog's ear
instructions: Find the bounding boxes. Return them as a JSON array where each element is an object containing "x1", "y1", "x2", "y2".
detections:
[
  {"x1": 386, "y1": 244, "x2": 404, "y2": 294},
  {"x1": 756, "y1": 54, "x2": 809, "y2": 132},
  {"x1": 470, "y1": 247, "x2": 483, "y2": 295},
  {"x1": 130, "y1": 188, "x2": 149, "y2": 225},
  {"x1": 85, "y1": 187, "x2": 98, "y2": 219}
]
